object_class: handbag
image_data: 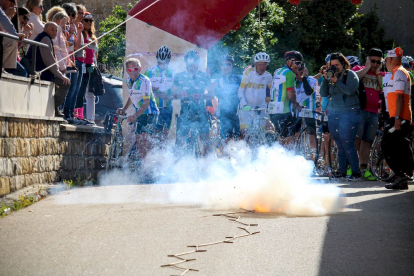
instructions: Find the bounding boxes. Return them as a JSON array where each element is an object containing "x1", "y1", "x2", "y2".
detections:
[{"x1": 88, "y1": 66, "x2": 105, "y2": 96}]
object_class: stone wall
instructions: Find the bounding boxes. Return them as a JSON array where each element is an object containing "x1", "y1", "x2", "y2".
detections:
[{"x1": 0, "y1": 117, "x2": 112, "y2": 197}]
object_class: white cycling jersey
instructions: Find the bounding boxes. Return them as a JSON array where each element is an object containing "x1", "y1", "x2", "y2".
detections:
[{"x1": 237, "y1": 66, "x2": 272, "y2": 108}]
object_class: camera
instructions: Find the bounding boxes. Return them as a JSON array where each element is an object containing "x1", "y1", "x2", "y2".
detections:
[{"x1": 326, "y1": 65, "x2": 337, "y2": 79}]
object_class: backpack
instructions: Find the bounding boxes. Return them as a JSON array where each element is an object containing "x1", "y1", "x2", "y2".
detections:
[{"x1": 342, "y1": 69, "x2": 367, "y2": 110}]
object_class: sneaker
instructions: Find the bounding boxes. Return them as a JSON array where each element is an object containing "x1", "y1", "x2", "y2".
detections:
[
  {"x1": 385, "y1": 176, "x2": 409, "y2": 190},
  {"x1": 346, "y1": 166, "x2": 352, "y2": 176},
  {"x1": 347, "y1": 172, "x2": 361, "y2": 181},
  {"x1": 382, "y1": 174, "x2": 397, "y2": 183},
  {"x1": 362, "y1": 169, "x2": 377, "y2": 181},
  {"x1": 331, "y1": 171, "x2": 346, "y2": 178}
]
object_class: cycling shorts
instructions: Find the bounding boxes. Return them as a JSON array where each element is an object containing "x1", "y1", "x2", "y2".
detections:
[
  {"x1": 157, "y1": 106, "x2": 173, "y2": 130},
  {"x1": 220, "y1": 111, "x2": 240, "y2": 138},
  {"x1": 239, "y1": 109, "x2": 267, "y2": 130},
  {"x1": 269, "y1": 113, "x2": 295, "y2": 138},
  {"x1": 176, "y1": 106, "x2": 209, "y2": 136},
  {"x1": 134, "y1": 114, "x2": 157, "y2": 134}
]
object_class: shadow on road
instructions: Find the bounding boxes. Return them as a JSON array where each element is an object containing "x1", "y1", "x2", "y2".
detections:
[{"x1": 319, "y1": 184, "x2": 414, "y2": 275}]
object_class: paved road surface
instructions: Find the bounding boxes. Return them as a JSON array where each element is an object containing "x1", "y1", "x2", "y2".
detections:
[{"x1": 1, "y1": 180, "x2": 413, "y2": 275}]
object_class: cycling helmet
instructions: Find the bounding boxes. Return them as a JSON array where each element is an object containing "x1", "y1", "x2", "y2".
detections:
[
  {"x1": 402, "y1": 56, "x2": 410, "y2": 69},
  {"x1": 284, "y1": 50, "x2": 303, "y2": 62},
  {"x1": 221, "y1": 54, "x2": 234, "y2": 64},
  {"x1": 325, "y1": 54, "x2": 331, "y2": 63},
  {"x1": 253, "y1": 52, "x2": 270, "y2": 63},
  {"x1": 184, "y1": 50, "x2": 200, "y2": 63},
  {"x1": 346, "y1": 56, "x2": 359, "y2": 67},
  {"x1": 156, "y1": 45, "x2": 172, "y2": 62}
]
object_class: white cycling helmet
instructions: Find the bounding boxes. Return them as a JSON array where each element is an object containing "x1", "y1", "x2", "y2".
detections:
[
  {"x1": 254, "y1": 52, "x2": 270, "y2": 64},
  {"x1": 156, "y1": 45, "x2": 172, "y2": 62},
  {"x1": 346, "y1": 56, "x2": 359, "y2": 67},
  {"x1": 402, "y1": 56, "x2": 411, "y2": 68}
]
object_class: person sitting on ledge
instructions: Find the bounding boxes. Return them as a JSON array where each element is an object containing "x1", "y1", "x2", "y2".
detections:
[{"x1": 26, "y1": 22, "x2": 71, "y2": 117}]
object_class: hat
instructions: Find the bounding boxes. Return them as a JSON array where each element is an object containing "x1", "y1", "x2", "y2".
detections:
[
  {"x1": 84, "y1": 12, "x2": 93, "y2": 19},
  {"x1": 385, "y1": 47, "x2": 403, "y2": 58}
]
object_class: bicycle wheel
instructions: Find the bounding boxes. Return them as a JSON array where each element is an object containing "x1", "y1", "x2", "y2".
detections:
[
  {"x1": 296, "y1": 128, "x2": 318, "y2": 163},
  {"x1": 328, "y1": 137, "x2": 339, "y2": 171},
  {"x1": 369, "y1": 134, "x2": 390, "y2": 179},
  {"x1": 106, "y1": 133, "x2": 124, "y2": 172},
  {"x1": 127, "y1": 142, "x2": 141, "y2": 172}
]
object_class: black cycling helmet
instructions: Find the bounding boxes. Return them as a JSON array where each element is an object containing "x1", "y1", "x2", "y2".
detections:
[
  {"x1": 156, "y1": 45, "x2": 172, "y2": 62},
  {"x1": 221, "y1": 54, "x2": 234, "y2": 64},
  {"x1": 184, "y1": 50, "x2": 200, "y2": 63},
  {"x1": 284, "y1": 50, "x2": 303, "y2": 62}
]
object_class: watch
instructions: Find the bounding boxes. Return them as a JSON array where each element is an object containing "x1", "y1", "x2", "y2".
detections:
[{"x1": 395, "y1": 115, "x2": 400, "y2": 120}]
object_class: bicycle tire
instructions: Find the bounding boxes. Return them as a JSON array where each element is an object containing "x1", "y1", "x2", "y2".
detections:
[
  {"x1": 106, "y1": 133, "x2": 124, "y2": 173},
  {"x1": 328, "y1": 137, "x2": 339, "y2": 171},
  {"x1": 127, "y1": 142, "x2": 141, "y2": 172},
  {"x1": 296, "y1": 128, "x2": 318, "y2": 163},
  {"x1": 369, "y1": 134, "x2": 390, "y2": 179}
]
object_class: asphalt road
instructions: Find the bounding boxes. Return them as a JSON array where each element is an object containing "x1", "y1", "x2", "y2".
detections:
[{"x1": 1, "y1": 180, "x2": 413, "y2": 276}]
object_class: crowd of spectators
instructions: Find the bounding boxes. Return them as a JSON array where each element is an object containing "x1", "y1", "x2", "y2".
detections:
[{"x1": 0, "y1": 0, "x2": 97, "y2": 125}]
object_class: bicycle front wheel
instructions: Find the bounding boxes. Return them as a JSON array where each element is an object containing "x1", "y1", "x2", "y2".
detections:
[
  {"x1": 369, "y1": 134, "x2": 390, "y2": 179},
  {"x1": 296, "y1": 128, "x2": 318, "y2": 163},
  {"x1": 106, "y1": 134, "x2": 124, "y2": 172},
  {"x1": 328, "y1": 137, "x2": 339, "y2": 172}
]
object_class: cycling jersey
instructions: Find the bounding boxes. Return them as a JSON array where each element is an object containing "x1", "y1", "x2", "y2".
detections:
[
  {"x1": 144, "y1": 65, "x2": 176, "y2": 108},
  {"x1": 270, "y1": 66, "x2": 296, "y2": 114},
  {"x1": 296, "y1": 76, "x2": 318, "y2": 111},
  {"x1": 126, "y1": 74, "x2": 159, "y2": 114},
  {"x1": 237, "y1": 66, "x2": 272, "y2": 108},
  {"x1": 213, "y1": 74, "x2": 241, "y2": 114},
  {"x1": 382, "y1": 72, "x2": 392, "y2": 112},
  {"x1": 385, "y1": 66, "x2": 412, "y2": 121}
]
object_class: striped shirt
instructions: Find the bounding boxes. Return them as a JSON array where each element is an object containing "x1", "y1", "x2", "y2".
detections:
[
  {"x1": 271, "y1": 66, "x2": 296, "y2": 113},
  {"x1": 144, "y1": 65, "x2": 175, "y2": 107}
]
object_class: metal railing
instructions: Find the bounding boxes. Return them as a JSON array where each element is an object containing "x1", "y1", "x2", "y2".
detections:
[{"x1": 0, "y1": 31, "x2": 48, "y2": 80}]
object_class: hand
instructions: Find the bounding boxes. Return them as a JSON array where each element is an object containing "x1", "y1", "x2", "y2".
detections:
[
  {"x1": 375, "y1": 65, "x2": 382, "y2": 76},
  {"x1": 323, "y1": 72, "x2": 328, "y2": 80},
  {"x1": 17, "y1": 33, "x2": 25, "y2": 41},
  {"x1": 127, "y1": 115, "x2": 136, "y2": 123},
  {"x1": 243, "y1": 105, "x2": 252, "y2": 111},
  {"x1": 319, "y1": 65, "x2": 326, "y2": 74},
  {"x1": 365, "y1": 57, "x2": 372, "y2": 70},
  {"x1": 61, "y1": 76, "x2": 71, "y2": 85},
  {"x1": 69, "y1": 23, "x2": 76, "y2": 34},
  {"x1": 330, "y1": 74, "x2": 338, "y2": 83},
  {"x1": 76, "y1": 22, "x2": 84, "y2": 31},
  {"x1": 23, "y1": 23, "x2": 33, "y2": 35},
  {"x1": 394, "y1": 118, "x2": 401, "y2": 130},
  {"x1": 116, "y1": 108, "x2": 125, "y2": 115},
  {"x1": 295, "y1": 103, "x2": 302, "y2": 111},
  {"x1": 61, "y1": 69, "x2": 67, "y2": 74},
  {"x1": 265, "y1": 97, "x2": 271, "y2": 103},
  {"x1": 302, "y1": 67, "x2": 309, "y2": 78}
]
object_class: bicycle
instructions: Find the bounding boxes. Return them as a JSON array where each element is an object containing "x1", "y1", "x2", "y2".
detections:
[
  {"x1": 369, "y1": 129, "x2": 392, "y2": 179},
  {"x1": 103, "y1": 112, "x2": 128, "y2": 172},
  {"x1": 243, "y1": 107, "x2": 275, "y2": 154}
]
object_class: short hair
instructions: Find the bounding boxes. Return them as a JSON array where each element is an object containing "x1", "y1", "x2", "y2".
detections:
[
  {"x1": 52, "y1": 12, "x2": 69, "y2": 22},
  {"x1": 330, "y1": 52, "x2": 351, "y2": 70},
  {"x1": 368, "y1": 48, "x2": 383, "y2": 58},
  {"x1": 125, "y1": 58, "x2": 141, "y2": 68}
]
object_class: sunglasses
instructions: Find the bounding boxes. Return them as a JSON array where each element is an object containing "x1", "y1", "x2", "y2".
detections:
[
  {"x1": 38, "y1": 4, "x2": 43, "y2": 9},
  {"x1": 220, "y1": 62, "x2": 232, "y2": 67},
  {"x1": 370, "y1": 59, "x2": 382, "y2": 64},
  {"x1": 22, "y1": 15, "x2": 29, "y2": 21},
  {"x1": 68, "y1": 13, "x2": 76, "y2": 18},
  {"x1": 83, "y1": 19, "x2": 93, "y2": 23},
  {"x1": 127, "y1": 67, "x2": 139, "y2": 73}
]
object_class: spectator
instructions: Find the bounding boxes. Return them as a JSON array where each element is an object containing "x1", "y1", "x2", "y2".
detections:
[
  {"x1": 75, "y1": 12, "x2": 97, "y2": 124},
  {"x1": 1, "y1": 0, "x2": 24, "y2": 75},
  {"x1": 51, "y1": 12, "x2": 71, "y2": 73},
  {"x1": 25, "y1": 0, "x2": 44, "y2": 39},
  {"x1": 72, "y1": 3, "x2": 86, "y2": 120},
  {"x1": 62, "y1": 2, "x2": 85, "y2": 123},
  {"x1": 382, "y1": 47, "x2": 413, "y2": 190},
  {"x1": 353, "y1": 48, "x2": 384, "y2": 181},
  {"x1": 45, "y1": 6, "x2": 64, "y2": 22},
  {"x1": 320, "y1": 53, "x2": 361, "y2": 181},
  {"x1": 26, "y1": 22, "x2": 71, "y2": 117}
]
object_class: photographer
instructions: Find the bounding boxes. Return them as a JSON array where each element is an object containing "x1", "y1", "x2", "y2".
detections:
[{"x1": 320, "y1": 53, "x2": 361, "y2": 180}]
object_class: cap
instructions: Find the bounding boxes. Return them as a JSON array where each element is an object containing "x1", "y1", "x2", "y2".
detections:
[
  {"x1": 84, "y1": 12, "x2": 93, "y2": 19},
  {"x1": 385, "y1": 47, "x2": 403, "y2": 58}
]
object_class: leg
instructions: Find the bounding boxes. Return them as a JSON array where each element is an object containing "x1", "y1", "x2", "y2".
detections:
[
  {"x1": 328, "y1": 111, "x2": 347, "y2": 174},
  {"x1": 54, "y1": 78, "x2": 71, "y2": 116},
  {"x1": 85, "y1": 91, "x2": 96, "y2": 121}
]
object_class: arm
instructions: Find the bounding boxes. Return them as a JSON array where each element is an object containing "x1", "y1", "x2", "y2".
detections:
[
  {"x1": 302, "y1": 77, "x2": 314, "y2": 96},
  {"x1": 130, "y1": 98, "x2": 149, "y2": 121},
  {"x1": 320, "y1": 78, "x2": 330, "y2": 97},
  {"x1": 0, "y1": 8, "x2": 17, "y2": 35},
  {"x1": 39, "y1": 37, "x2": 65, "y2": 79},
  {"x1": 73, "y1": 23, "x2": 83, "y2": 50},
  {"x1": 334, "y1": 70, "x2": 359, "y2": 96},
  {"x1": 237, "y1": 70, "x2": 250, "y2": 107}
]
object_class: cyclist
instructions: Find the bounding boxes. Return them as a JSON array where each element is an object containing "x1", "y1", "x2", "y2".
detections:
[
  {"x1": 144, "y1": 45, "x2": 176, "y2": 144},
  {"x1": 171, "y1": 49, "x2": 214, "y2": 156},
  {"x1": 346, "y1": 56, "x2": 360, "y2": 68},
  {"x1": 212, "y1": 54, "x2": 241, "y2": 142},
  {"x1": 117, "y1": 58, "x2": 159, "y2": 162},
  {"x1": 238, "y1": 52, "x2": 274, "y2": 137},
  {"x1": 269, "y1": 50, "x2": 305, "y2": 146}
]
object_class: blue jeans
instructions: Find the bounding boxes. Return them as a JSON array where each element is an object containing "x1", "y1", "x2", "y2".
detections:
[
  {"x1": 328, "y1": 109, "x2": 361, "y2": 174},
  {"x1": 356, "y1": 110, "x2": 379, "y2": 143},
  {"x1": 64, "y1": 60, "x2": 84, "y2": 118},
  {"x1": 5, "y1": 61, "x2": 28, "y2": 77}
]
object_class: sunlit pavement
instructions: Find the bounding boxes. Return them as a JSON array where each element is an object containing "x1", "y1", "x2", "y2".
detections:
[{"x1": 0, "y1": 180, "x2": 413, "y2": 276}]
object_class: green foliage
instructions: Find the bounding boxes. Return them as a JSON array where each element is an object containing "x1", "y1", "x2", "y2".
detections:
[
  {"x1": 0, "y1": 204, "x2": 11, "y2": 217},
  {"x1": 98, "y1": 3, "x2": 137, "y2": 67}
]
